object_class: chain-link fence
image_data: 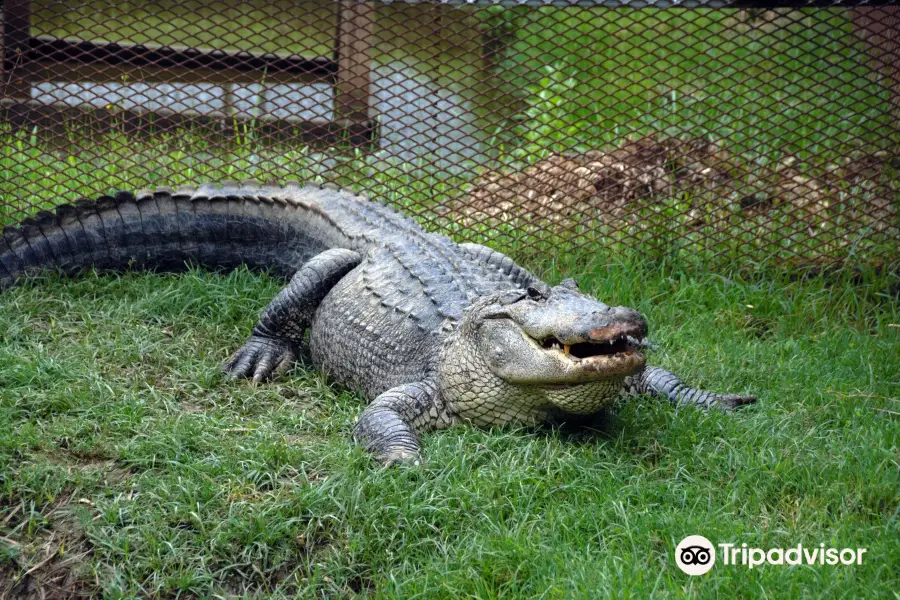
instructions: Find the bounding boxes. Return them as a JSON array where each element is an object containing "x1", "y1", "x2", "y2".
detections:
[{"x1": 1, "y1": 0, "x2": 898, "y2": 268}]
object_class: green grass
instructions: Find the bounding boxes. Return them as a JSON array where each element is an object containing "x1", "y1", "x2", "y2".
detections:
[{"x1": 0, "y1": 257, "x2": 898, "y2": 597}]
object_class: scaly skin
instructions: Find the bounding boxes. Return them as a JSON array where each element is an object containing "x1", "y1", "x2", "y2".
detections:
[{"x1": 0, "y1": 182, "x2": 756, "y2": 465}]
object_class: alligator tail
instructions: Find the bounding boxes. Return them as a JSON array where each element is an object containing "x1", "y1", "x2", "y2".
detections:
[{"x1": 0, "y1": 182, "x2": 349, "y2": 290}]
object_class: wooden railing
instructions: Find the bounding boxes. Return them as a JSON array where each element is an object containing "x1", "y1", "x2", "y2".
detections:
[{"x1": 0, "y1": 0, "x2": 377, "y2": 146}]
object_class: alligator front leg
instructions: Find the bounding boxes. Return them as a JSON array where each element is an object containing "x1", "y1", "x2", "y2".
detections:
[
  {"x1": 223, "y1": 248, "x2": 361, "y2": 381},
  {"x1": 625, "y1": 366, "x2": 756, "y2": 410},
  {"x1": 353, "y1": 381, "x2": 458, "y2": 466}
]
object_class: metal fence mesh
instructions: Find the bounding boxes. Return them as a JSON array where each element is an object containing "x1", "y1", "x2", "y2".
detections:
[{"x1": 2, "y1": 0, "x2": 898, "y2": 268}]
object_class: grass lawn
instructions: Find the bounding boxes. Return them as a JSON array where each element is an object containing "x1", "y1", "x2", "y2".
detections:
[{"x1": 0, "y1": 256, "x2": 897, "y2": 597}]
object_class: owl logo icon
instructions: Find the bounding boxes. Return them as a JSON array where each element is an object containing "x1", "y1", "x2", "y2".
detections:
[{"x1": 675, "y1": 536, "x2": 716, "y2": 575}]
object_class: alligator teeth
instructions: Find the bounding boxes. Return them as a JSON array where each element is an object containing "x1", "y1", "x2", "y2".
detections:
[
  {"x1": 551, "y1": 342, "x2": 561, "y2": 350},
  {"x1": 629, "y1": 336, "x2": 658, "y2": 351},
  {"x1": 563, "y1": 344, "x2": 570, "y2": 355}
]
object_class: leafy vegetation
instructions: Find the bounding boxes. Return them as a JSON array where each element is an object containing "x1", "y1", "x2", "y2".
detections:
[{"x1": 488, "y1": 8, "x2": 898, "y2": 165}]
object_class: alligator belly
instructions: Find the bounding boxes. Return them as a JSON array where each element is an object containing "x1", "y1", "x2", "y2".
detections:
[{"x1": 309, "y1": 267, "x2": 437, "y2": 400}]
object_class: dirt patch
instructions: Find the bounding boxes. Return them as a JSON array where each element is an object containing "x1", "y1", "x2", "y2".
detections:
[
  {"x1": 462, "y1": 135, "x2": 743, "y2": 223},
  {"x1": 38, "y1": 448, "x2": 135, "y2": 485},
  {"x1": 214, "y1": 522, "x2": 349, "y2": 598},
  {"x1": 460, "y1": 135, "x2": 897, "y2": 238},
  {"x1": 0, "y1": 494, "x2": 100, "y2": 600},
  {"x1": 179, "y1": 399, "x2": 206, "y2": 414}
]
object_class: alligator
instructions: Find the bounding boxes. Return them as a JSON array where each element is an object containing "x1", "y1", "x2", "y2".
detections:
[{"x1": 0, "y1": 183, "x2": 755, "y2": 464}]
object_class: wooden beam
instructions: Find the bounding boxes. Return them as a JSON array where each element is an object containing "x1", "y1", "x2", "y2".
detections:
[
  {"x1": 335, "y1": 1, "x2": 374, "y2": 123},
  {"x1": 27, "y1": 60, "x2": 333, "y2": 86},
  {"x1": 851, "y1": 7, "x2": 900, "y2": 119},
  {"x1": 25, "y1": 36, "x2": 336, "y2": 85},
  {"x1": 2, "y1": 0, "x2": 32, "y2": 99}
]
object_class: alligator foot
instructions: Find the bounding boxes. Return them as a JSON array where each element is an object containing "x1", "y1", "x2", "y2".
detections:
[
  {"x1": 223, "y1": 335, "x2": 298, "y2": 382},
  {"x1": 376, "y1": 448, "x2": 422, "y2": 467},
  {"x1": 352, "y1": 380, "x2": 456, "y2": 466},
  {"x1": 625, "y1": 366, "x2": 757, "y2": 411}
]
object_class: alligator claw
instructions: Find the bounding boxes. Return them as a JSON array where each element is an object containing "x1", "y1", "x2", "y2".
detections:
[
  {"x1": 223, "y1": 335, "x2": 297, "y2": 382},
  {"x1": 713, "y1": 393, "x2": 757, "y2": 410},
  {"x1": 376, "y1": 448, "x2": 422, "y2": 467}
]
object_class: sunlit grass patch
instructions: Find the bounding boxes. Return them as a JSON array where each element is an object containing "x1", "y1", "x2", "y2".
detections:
[{"x1": 0, "y1": 260, "x2": 897, "y2": 597}]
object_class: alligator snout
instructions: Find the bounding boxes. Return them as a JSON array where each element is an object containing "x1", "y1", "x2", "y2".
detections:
[
  {"x1": 587, "y1": 307, "x2": 647, "y2": 344},
  {"x1": 499, "y1": 282, "x2": 649, "y2": 351},
  {"x1": 544, "y1": 306, "x2": 647, "y2": 347}
]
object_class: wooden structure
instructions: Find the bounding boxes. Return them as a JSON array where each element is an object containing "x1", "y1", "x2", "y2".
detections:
[
  {"x1": 0, "y1": 0, "x2": 377, "y2": 146},
  {"x1": 852, "y1": 6, "x2": 900, "y2": 118}
]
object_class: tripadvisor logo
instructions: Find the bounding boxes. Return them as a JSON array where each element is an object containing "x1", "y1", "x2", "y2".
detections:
[
  {"x1": 674, "y1": 536, "x2": 868, "y2": 576},
  {"x1": 675, "y1": 535, "x2": 716, "y2": 575}
]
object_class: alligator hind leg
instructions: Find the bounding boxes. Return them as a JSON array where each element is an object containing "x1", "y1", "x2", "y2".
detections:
[
  {"x1": 625, "y1": 366, "x2": 756, "y2": 410},
  {"x1": 353, "y1": 381, "x2": 458, "y2": 466},
  {"x1": 224, "y1": 248, "x2": 361, "y2": 381}
]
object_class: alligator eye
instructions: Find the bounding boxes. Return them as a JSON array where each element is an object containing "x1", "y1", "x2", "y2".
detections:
[{"x1": 526, "y1": 285, "x2": 548, "y2": 300}]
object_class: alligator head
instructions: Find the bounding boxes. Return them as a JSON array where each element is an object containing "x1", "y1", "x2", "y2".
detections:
[{"x1": 438, "y1": 279, "x2": 649, "y2": 425}]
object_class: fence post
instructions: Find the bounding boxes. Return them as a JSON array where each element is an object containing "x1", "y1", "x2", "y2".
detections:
[
  {"x1": 2, "y1": 0, "x2": 32, "y2": 100},
  {"x1": 334, "y1": 0, "x2": 374, "y2": 125},
  {"x1": 851, "y1": 7, "x2": 900, "y2": 120}
]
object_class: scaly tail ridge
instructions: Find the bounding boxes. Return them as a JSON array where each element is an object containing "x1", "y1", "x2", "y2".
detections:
[{"x1": 0, "y1": 182, "x2": 353, "y2": 290}]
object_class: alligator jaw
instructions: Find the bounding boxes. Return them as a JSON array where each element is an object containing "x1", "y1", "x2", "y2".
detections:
[{"x1": 535, "y1": 330, "x2": 646, "y2": 377}]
